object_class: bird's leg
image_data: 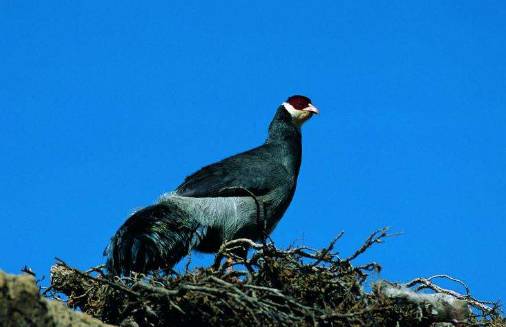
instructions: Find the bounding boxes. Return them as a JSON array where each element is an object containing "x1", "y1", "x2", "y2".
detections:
[
  {"x1": 225, "y1": 257, "x2": 234, "y2": 273},
  {"x1": 225, "y1": 244, "x2": 249, "y2": 274},
  {"x1": 260, "y1": 204, "x2": 268, "y2": 245}
]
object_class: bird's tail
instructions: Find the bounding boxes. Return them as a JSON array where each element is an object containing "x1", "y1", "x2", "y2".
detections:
[{"x1": 104, "y1": 202, "x2": 200, "y2": 275}]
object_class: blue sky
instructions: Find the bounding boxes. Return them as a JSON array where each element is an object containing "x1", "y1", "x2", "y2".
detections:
[{"x1": 1, "y1": 1, "x2": 505, "y2": 303}]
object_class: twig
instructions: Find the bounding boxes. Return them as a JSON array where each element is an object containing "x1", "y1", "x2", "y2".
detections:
[
  {"x1": 344, "y1": 227, "x2": 400, "y2": 262},
  {"x1": 405, "y1": 277, "x2": 494, "y2": 314},
  {"x1": 54, "y1": 258, "x2": 140, "y2": 298},
  {"x1": 309, "y1": 231, "x2": 344, "y2": 267}
]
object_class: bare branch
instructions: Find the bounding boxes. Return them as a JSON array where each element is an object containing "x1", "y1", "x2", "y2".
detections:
[{"x1": 45, "y1": 230, "x2": 502, "y2": 327}]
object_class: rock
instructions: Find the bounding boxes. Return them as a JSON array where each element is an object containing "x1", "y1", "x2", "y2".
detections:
[{"x1": 0, "y1": 270, "x2": 112, "y2": 327}]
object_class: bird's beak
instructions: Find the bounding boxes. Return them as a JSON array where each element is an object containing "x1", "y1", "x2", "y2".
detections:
[{"x1": 303, "y1": 103, "x2": 319, "y2": 115}]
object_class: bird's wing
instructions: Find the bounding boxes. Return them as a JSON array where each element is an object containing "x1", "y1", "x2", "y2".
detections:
[{"x1": 175, "y1": 146, "x2": 290, "y2": 198}]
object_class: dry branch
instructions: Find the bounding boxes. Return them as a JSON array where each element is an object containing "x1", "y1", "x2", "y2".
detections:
[{"x1": 45, "y1": 228, "x2": 504, "y2": 327}]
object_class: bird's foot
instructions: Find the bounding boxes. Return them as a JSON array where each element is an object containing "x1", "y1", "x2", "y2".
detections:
[{"x1": 225, "y1": 257, "x2": 234, "y2": 274}]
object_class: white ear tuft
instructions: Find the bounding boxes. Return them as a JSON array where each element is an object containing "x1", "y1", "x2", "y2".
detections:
[{"x1": 282, "y1": 102, "x2": 314, "y2": 126}]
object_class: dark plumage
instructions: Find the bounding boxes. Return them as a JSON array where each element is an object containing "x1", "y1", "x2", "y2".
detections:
[{"x1": 105, "y1": 95, "x2": 318, "y2": 275}]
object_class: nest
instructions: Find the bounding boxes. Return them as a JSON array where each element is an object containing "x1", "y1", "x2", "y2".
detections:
[{"x1": 45, "y1": 228, "x2": 504, "y2": 327}]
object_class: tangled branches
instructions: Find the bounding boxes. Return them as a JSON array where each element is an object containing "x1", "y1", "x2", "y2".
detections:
[{"x1": 46, "y1": 228, "x2": 504, "y2": 327}]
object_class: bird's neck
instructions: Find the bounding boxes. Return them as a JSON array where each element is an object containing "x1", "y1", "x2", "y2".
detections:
[{"x1": 266, "y1": 107, "x2": 302, "y2": 177}]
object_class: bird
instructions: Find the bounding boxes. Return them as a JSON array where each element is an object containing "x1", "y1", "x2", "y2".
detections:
[{"x1": 105, "y1": 95, "x2": 319, "y2": 275}]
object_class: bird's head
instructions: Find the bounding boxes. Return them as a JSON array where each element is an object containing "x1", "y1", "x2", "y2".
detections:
[{"x1": 282, "y1": 95, "x2": 319, "y2": 126}]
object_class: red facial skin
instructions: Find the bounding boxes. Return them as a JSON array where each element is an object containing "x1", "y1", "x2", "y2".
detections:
[{"x1": 287, "y1": 95, "x2": 312, "y2": 110}]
